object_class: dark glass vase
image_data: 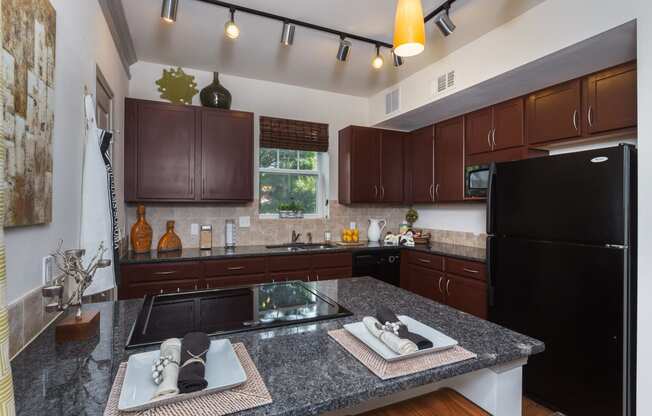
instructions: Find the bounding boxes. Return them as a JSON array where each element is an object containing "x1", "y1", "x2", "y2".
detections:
[{"x1": 200, "y1": 72, "x2": 232, "y2": 109}]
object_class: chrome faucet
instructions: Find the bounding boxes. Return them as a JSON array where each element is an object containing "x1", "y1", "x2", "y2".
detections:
[
  {"x1": 291, "y1": 230, "x2": 302, "y2": 243},
  {"x1": 307, "y1": 232, "x2": 313, "y2": 244}
]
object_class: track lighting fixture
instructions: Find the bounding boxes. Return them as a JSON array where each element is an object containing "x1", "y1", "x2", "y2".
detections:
[
  {"x1": 337, "y1": 37, "x2": 351, "y2": 62},
  {"x1": 372, "y1": 45, "x2": 384, "y2": 69},
  {"x1": 433, "y1": 6, "x2": 456, "y2": 37},
  {"x1": 393, "y1": 0, "x2": 426, "y2": 57},
  {"x1": 392, "y1": 50, "x2": 404, "y2": 67},
  {"x1": 280, "y1": 22, "x2": 295, "y2": 46},
  {"x1": 224, "y1": 8, "x2": 240, "y2": 39},
  {"x1": 161, "y1": 0, "x2": 179, "y2": 23}
]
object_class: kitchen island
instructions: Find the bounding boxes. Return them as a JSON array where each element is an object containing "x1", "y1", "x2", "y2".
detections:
[{"x1": 11, "y1": 277, "x2": 543, "y2": 416}]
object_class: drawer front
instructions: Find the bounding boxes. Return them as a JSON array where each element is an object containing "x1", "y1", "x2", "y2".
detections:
[
  {"x1": 121, "y1": 262, "x2": 202, "y2": 283},
  {"x1": 205, "y1": 274, "x2": 270, "y2": 289},
  {"x1": 270, "y1": 270, "x2": 311, "y2": 282},
  {"x1": 408, "y1": 252, "x2": 444, "y2": 271},
  {"x1": 445, "y1": 258, "x2": 486, "y2": 281},
  {"x1": 268, "y1": 255, "x2": 312, "y2": 272},
  {"x1": 119, "y1": 279, "x2": 200, "y2": 299},
  {"x1": 204, "y1": 257, "x2": 267, "y2": 277},
  {"x1": 311, "y1": 253, "x2": 352, "y2": 269},
  {"x1": 313, "y1": 266, "x2": 353, "y2": 280}
]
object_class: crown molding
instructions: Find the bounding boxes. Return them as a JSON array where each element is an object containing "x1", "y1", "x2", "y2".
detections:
[{"x1": 98, "y1": 0, "x2": 137, "y2": 79}]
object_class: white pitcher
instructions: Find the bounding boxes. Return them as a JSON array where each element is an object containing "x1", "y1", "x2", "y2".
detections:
[{"x1": 367, "y1": 218, "x2": 387, "y2": 242}]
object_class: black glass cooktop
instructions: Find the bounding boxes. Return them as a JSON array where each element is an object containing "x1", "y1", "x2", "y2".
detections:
[{"x1": 126, "y1": 281, "x2": 352, "y2": 349}]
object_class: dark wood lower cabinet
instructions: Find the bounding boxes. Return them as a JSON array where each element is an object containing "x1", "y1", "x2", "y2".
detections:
[
  {"x1": 444, "y1": 274, "x2": 488, "y2": 320},
  {"x1": 205, "y1": 274, "x2": 269, "y2": 289},
  {"x1": 314, "y1": 266, "x2": 353, "y2": 280},
  {"x1": 406, "y1": 264, "x2": 445, "y2": 303}
]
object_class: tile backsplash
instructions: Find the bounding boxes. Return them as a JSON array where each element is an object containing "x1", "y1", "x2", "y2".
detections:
[{"x1": 125, "y1": 201, "x2": 486, "y2": 249}]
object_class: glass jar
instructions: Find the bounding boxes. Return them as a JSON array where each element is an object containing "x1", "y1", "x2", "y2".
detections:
[{"x1": 224, "y1": 219, "x2": 237, "y2": 248}]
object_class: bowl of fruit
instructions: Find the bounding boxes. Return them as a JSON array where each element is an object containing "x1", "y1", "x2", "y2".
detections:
[{"x1": 340, "y1": 228, "x2": 361, "y2": 245}]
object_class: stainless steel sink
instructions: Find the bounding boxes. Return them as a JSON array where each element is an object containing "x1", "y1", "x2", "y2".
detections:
[{"x1": 266, "y1": 243, "x2": 338, "y2": 251}]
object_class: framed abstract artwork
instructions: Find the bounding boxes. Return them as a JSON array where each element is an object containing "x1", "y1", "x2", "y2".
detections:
[{"x1": 1, "y1": 0, "x2": 56, "y2": 227}]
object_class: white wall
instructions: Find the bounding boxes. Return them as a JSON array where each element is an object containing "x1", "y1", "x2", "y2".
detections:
[
  {"x1": 4, "y1": 0, "x2": 129, "y2": 304},
  {"x1": 128, "y1": 61, "x2": 370, "y2": 202}
]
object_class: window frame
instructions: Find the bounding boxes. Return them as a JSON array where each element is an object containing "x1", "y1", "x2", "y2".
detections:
[{"x1": 258, "y1": 149, "x2": 326, "y2": 219}]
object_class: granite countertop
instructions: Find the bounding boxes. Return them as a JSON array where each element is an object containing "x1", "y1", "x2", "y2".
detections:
[
  {"x1": 11, "y1": 277, "x2": 543, "y2": 416},
  {"x1": 121, "y1": 241, "x2": 486, "y2": 265}
]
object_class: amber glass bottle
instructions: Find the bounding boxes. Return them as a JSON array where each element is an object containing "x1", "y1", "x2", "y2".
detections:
[
  {"x1": 130, "y1": 204, "x2": 152, "y2": 254},
  {"x1": 157, "y1": 220, "x2": 182, "y2": 252}
]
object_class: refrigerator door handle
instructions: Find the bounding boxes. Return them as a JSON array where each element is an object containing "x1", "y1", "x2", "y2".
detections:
[{"x1": 486, "y1": 162, "x2": 497, "y2": 234}]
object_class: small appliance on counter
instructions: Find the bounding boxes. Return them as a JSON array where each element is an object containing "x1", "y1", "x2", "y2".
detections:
[
  {"x1": 224, "y1": 219, "x2": 237, "y2": 248},
  {"x1": 200, "y1": 225, "x2": 213, "y2": 250}
]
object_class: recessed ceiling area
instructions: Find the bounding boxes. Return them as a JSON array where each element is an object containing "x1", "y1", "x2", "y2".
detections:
[{"x1": 123, "y1": 0, "x2": 546, "y2": 96}]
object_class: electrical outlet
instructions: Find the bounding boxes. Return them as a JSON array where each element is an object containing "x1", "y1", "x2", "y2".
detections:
[
  {"x1": 190, "y1": 223, "x2": 199, "y2": 236},
  {"x1": 239, "y1": 216, "x2": 251, "y2": 228},
  {"x1": 42, "y1": 255, "x2": 54, "y2": 285}
]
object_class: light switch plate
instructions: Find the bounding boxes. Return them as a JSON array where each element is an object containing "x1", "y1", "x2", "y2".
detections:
[
  {"x1": 42, "y1": 255, "x2": 53, "y2": 285},
  {"x1": 191, "y1": 223, "x2": 199, "y2": 236},
  {"x1": 239, "y1": 216, "x2": 251, "y2": 228}
]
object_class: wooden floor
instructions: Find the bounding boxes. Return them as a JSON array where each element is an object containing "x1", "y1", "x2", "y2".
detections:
[{"x1": 523, "y1": 397, "x2": 556, "y2": 416}]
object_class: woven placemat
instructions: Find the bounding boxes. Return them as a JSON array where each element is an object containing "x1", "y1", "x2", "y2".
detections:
[
  {"x1": 329, "y1": 329, "x2": 477, "y2": 380},
  {"x1": 104, "y1": 343, "x2": 272, "y2": 416}
]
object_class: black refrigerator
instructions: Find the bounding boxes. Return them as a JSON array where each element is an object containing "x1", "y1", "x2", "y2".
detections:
[{"x1": 487, "y1": 144, "x2": 636, "y2": 416}]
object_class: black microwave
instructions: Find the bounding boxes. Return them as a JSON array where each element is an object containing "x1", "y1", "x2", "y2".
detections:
[{"x1": 465, "y1": 164, "x2": 490, "y2": 198}]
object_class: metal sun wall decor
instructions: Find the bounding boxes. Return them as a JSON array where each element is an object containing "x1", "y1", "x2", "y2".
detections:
[
  {"x1": 1, "y1": 0, "x2": 56, "y2": 227},
  {"x1": 155, "y1": 67, "x2": 199, "y2": 105}
]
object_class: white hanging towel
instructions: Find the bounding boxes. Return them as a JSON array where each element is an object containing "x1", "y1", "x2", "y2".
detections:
[{"x1": 80, "y1": 94, "x2": 115, "y2": 295}]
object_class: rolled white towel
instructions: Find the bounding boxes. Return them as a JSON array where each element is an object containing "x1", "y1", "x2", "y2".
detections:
[
  {"x1": 362, "y1": 317, "x2": 418, "y2": 355},
  {"x1": 153, "y1": 338, "x2": 182, "y2": 399}
]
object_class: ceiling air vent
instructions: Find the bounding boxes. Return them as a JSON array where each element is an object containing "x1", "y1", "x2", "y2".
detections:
[
  {"x1": 435, "y1": 70, "x2": 456, "y2": 95},
  {"x1": 385, "y1": 88, "x2": 400, "y2": 115}
]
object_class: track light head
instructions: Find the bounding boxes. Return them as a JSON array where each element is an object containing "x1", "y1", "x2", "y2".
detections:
[
  {"x1": 161, "y1": 0, "x2": 179, "y2": 23},
  {"x1": 392, "y1": 50, "x2": 404, "y2": 67},
  {"x1": 434, "y1": 7, "x2": 456, "y2": 37},
  {"x1": 280, "y1": 22, "x2": 296, "y2": 46},
  {"x1": 225, "y1": 9, "x2": 240, "y2": 39},
  {"x1": 372, "y1": 45, "x2": 384, "y2": 69},
  {"x1": 337, "y1": 37, "x2": 351, "y2": 62}
]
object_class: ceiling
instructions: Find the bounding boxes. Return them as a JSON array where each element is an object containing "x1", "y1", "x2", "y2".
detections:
[{"x1": 123, "y1": 0, "x2": 546, "y2": 97}]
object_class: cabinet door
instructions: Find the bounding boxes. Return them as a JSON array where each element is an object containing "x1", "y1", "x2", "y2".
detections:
[
  {"x1": 135, "y1": 101, "x2": 197, "y2": 200},
  {"x1": 492, "y1": 98, "x2": 524, "y2": 150},
  {"x1": 445, "y1": 274, "x2": 488, "y2": 319},
  {"x1": 379, "y1": 130, "x2": 405, "y2": 203},
  {"x1": 313, "y1": 267, "x2": 353, "y2": 280},
  {"x1": 465, "y1": 108, "x2": 493, "y2": 155},
  {"x1": 200, "y1": 110, "x2": 253, "y2": 201},
  {"x1": 526, "y1": 80, "x2": 582, "y2": 144},
  {"x1": 205, "y1": 274, "x2": 270, "y2": 289},
  {"x1": 406, "y1": 264, "x2": 445, "y2": 303},
  {"x1": 120, "y1": 279, "x2": 200, "y2": 300},
  {"x1": 351, "y1": 128, "x2": 381, "y2": 202},
  {"x1": 269, "y1": 270, "x2": 311, "y2": 282},
  {"x1": 435, "y1": 117, "x2": 464, "y2": 202},
  {"x1": 586, "y1": 62, "x2": 637, "y2": 135},
  {"x1": 408, "y1": 126, "x2": 435, "y2": 203}
]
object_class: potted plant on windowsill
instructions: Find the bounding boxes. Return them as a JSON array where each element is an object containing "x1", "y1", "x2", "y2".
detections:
[{"x1": 278, "y1": 201, "x2": 304, "y2": 219}]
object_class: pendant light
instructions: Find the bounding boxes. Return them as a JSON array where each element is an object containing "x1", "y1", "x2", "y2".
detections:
[
  {"x1": 393, "y1": 0, "x2": 425, "y2": 57},
  {"x1": 224, "y1": 8, "x2": 240, "y2": 40},
  {"x1": 161, "y1": 0, "x2": 179, "y2": 23},
  {"x1": 372, "y1": 45, "x2": 384, "y2": 69},
  {"x1": 280, "y1": 22, "x2": 296, "y2": 46}
]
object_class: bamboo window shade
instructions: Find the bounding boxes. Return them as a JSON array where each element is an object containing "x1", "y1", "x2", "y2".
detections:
[{"x1": 260, "y1": 116, "x2": 329, "y2": 152}]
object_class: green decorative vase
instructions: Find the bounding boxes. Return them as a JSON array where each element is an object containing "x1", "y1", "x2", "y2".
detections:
[{"x1": 200, "y1": 72, "x2": 232, "y2": 109}]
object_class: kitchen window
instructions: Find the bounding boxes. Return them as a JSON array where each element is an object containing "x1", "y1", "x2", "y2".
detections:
[{"x1": 259, "y1": 148, "x2": 328, "y2": 218}]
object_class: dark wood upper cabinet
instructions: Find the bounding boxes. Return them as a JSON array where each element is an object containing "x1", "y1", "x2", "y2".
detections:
[
  {"x1": 526, "y1": 79, "x2": 582, "y2": 145},
  {"x1": 492, "y1": 98, "x2": 524, "y2": 151},
  {"x1": 124, "y1": 98, "x2": 253, "y2": 203},
  {"x1": 435, "y1": 117, "x2": 465, "y2": 202},
  {"x1": 465, "y1": 108, "x2": 493, "y2": 155},
  {"x1": 338, "y1": 126, "x2": 406, "y2": 204},
  {"x1": 407, "y1": 126, "x2": 435, "y2": 203},
  {"x1": 585, "y1": 61, "x2": 637, "y2": 135},
  {"x1": 126, "y1": 100, "x2": 197, "y2": 201},
  {"x1": 200, "y1": 109, "x2": 253, "y2": 201}
]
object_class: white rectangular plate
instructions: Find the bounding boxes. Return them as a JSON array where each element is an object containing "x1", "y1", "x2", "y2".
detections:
[
  {"x1": 118, "y1": 339, "x2": 247, "y2": 412},
  {"x1": 343, "y1": 315, "x2": 458, "y2": 362}
]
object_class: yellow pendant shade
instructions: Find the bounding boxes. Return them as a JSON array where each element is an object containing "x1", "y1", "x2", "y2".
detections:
[{"x1": 393, "y1": 0, "x2": 426, "y2": 57}]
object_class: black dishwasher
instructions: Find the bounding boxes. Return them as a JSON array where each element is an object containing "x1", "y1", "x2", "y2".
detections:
[{"x1": 352, "y1": 250, "x2": 401, "y2": 287}]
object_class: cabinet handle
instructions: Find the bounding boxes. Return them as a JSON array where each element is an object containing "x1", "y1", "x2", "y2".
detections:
[
  {"x1": 373, "y1": 185, "x2": 379, "y2": 199},
  {"x1": 417, "y1": 258, "x2": 431, "y2": 264},
  {"x1": 429, "y1": 184, "x2": 434, "y2": 201},
  {"x1": 227, "y1": 266, "x2": 245, "y2": 271},
  {"x1": 491, "y1": 128, "x2": 497, "y2": 149},
  {"x1": 177, "y1": 287, "x2": 180, "y2": 293},
  {"x1": 159, "y1": 289, "x2": 164, "y2": 294},
  {"x1": 487, "y1": 129, "x2": 492, "y2": 149},
  {"x1": 380, "y1": 186, "x2": 385, "y2": 201},
  {"x1": 446, "y1": 279, "x2": 451, "y2": 296},
  {"x1": 153, "y1": 271, "x2": 176, "y2": 276},
  {"x1": 435, "y1": 184, "x2": 440, "y2": 200},
  {"x1": 462, "y1": 268, "x2": 479, "y2": 274},
  {"x1": 588, "y1": 106, "x2": 594, "y2": 127},
  {"x1": 572, "y1": 110, "x2": 579, "y2": 131},
  {"x1": 194, "y1": 284, "x2": 198, "y2": 290},
  {"x1": 307, "y1": 274, "x2": 310, "y2": 282},
  {"x1": 438, "y1": 276, "x2": 444, "y2": 294},
  {"x1": 316, "y1": 274, "x2": 319, "y2": 281}
]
